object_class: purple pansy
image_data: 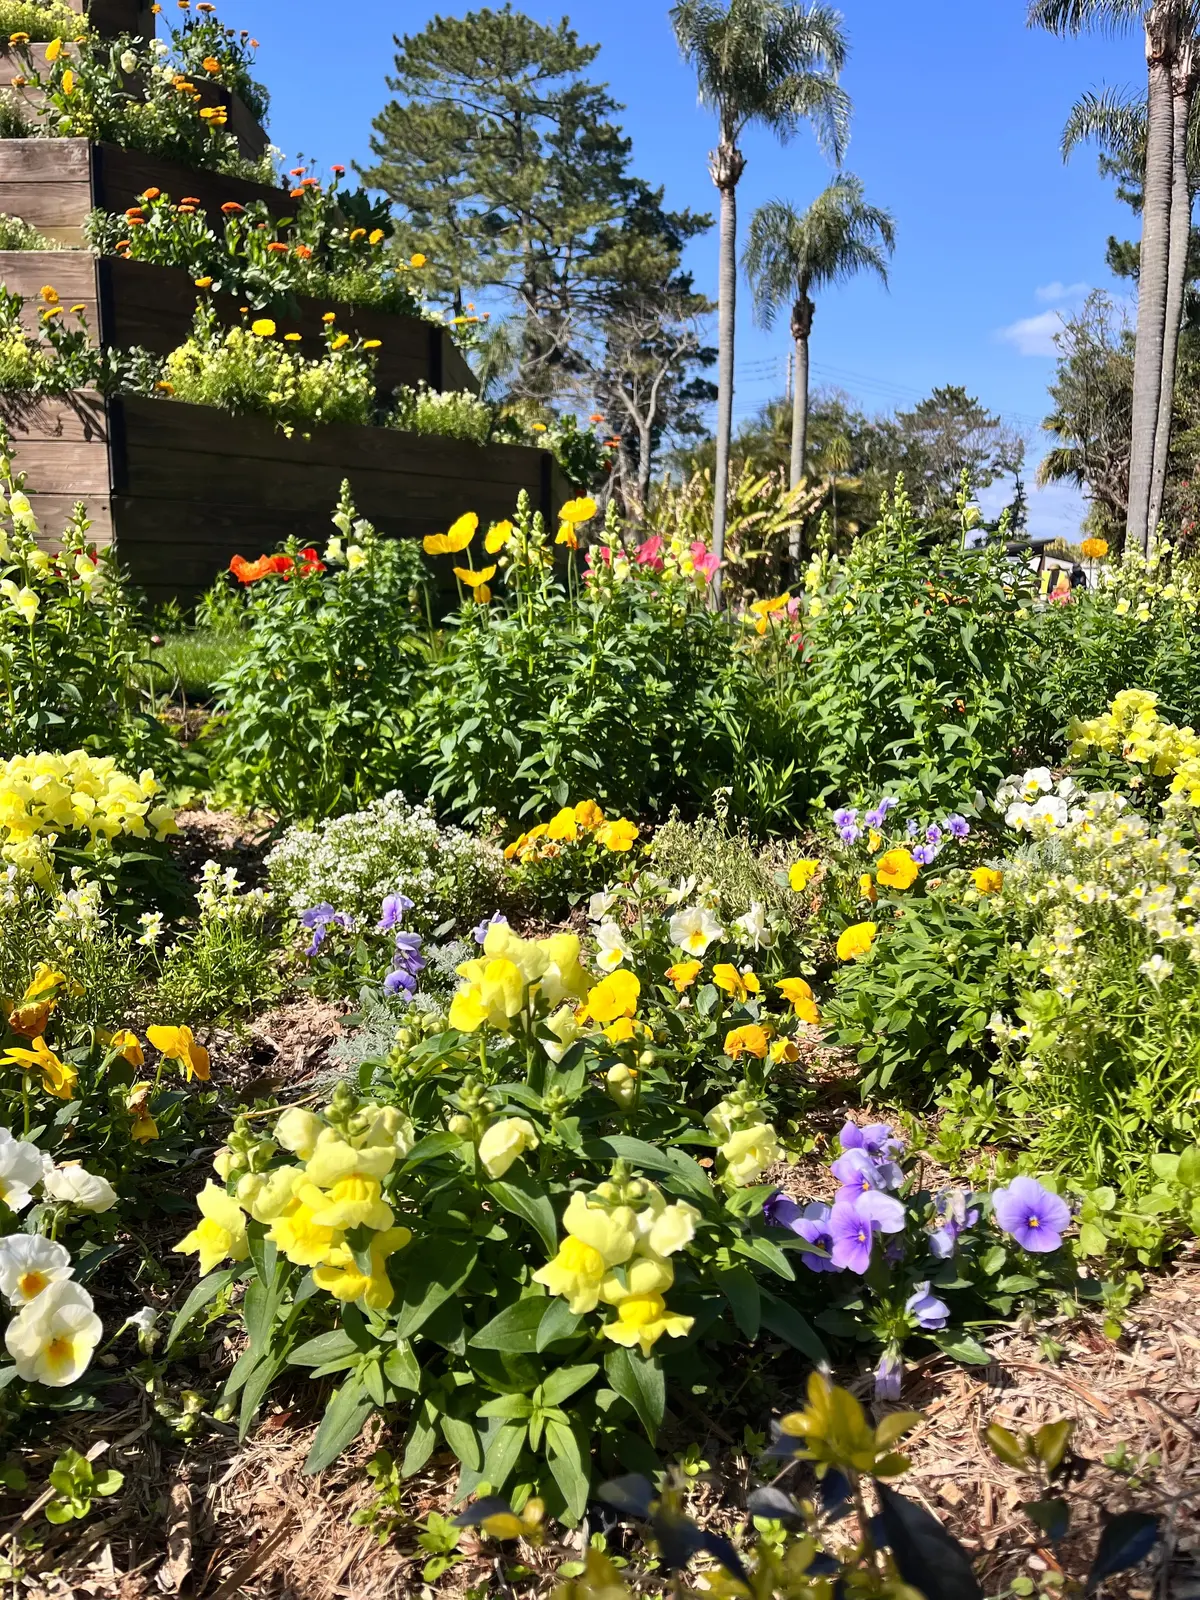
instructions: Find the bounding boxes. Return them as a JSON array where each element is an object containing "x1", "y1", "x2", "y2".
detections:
[
  {"x1": 929, "y1": 1188, "x2": 980, "y2": 1259},
  {"x1": 944, "y1": 815, "x2": 971, "y2": 840},
  {"x1": 763, "y1": 1193, "x2": 837, "y2": 1272},
  {"x1": 874, "y1": 1349, "x2": 903, "y2": 1401},
  {"x1": 300, "y1": 903, "x2": 355, "y2": 958},
  {"x1": 831, "y1": 1148, "x2": 903, "y2": 1201},
  {"x1": 906, "y1": 818, "x2": 920, "y2": 837},
  {"x1": 911, "y1": 843, "x2": 939, "y2": 866},
  {"x1": 833, "y1": 806, "x2": 862, "y2": 846},
  {"x1": 839, "y1": 1120, "x2": 904, "y2": 1160},
  {"x1": 829, "y1": 1191, "x2": 905, "y2": 1273},
  {"x1": 925, "y1": 823, "x2": 944, "y2": 845},
  {"x1": 473, "y1": 911, "x2": 509, "y2": 946},
  {"x1": 865, "y1": 797, "x2": 899, "y2": 829},
  {"x1": 992, "y1": 1176, "x2": 1070, "y2": 1253},
  {"x1": 383, "y1": 929, "x2": 426, "y2": 996},
  {"x1": 905, "y1": 1281, "x2": 950, "y2": 1330},
  {"x1": 377, "y1": 892, "x2": 415, "y2": 934}
]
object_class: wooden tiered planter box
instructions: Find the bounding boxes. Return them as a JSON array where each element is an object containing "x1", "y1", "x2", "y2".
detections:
[
  {"x1": 0, "y1": 138, "x2": 289, "y2": 246},
  {"x1": 0, "y1": 251, "x2": 478, "y2": 395},
  {"x1": 1, "y1": 391, "x2": 570, "y2": 605}
]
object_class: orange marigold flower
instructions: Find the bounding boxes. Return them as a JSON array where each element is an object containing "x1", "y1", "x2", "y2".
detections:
[
  {"x1": 180, "y1": 196, "x2": 201, "y2": 205},
  {"x1": 201, "y1": 55, "x2": 220, "y2": 71},
  {"x1": 266, "y1": 241, "x2": 289, "y2": 253},
  {"x1": 294, "y1": 244, "x2": 313, "y2": 259},
  {"x1": 220, "y1": 201, "x2": 243, "y2": 214}
]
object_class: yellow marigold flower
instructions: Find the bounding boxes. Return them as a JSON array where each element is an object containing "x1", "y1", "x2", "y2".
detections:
[
  {"x1": 321, "y1": 310, "x2": 336, "y2": 323},
  {"x1": 8, "y1": 32, "x2": 29, "y2": 44},
  {"x1": 972, "y1": 866, "x2": 1004, "y2": 895},
  {"x1": 596, "y1": 818, "x2": 638, "y2": 851},
  {"x1": 583, "y1": 969, "x2": 640, "y2": 1024},
  {"x1": 312, "y1": 1226, "x2": 412, "y2": 1310},
  {"x1": 724, "y1": 1023, "x2": 771, "y2": 1059},
  {"x1": 712, "y1": 963, "x2": 760, "y2": 1000},
  {"x1": 478, "y1": 1117, "x2": 539, "y2": 1179},
  {"x1": 876, "y1": 848, "x2": 919, "y2": 891},
  {"x1": 250, "y1": 318, "x2": 275, "y2": 337},
  {"x1": 174, "y1": 1181, "x2": 248, "y2": 1273},
  {"x1": 147, "y1": 1024, "x2": 210, "y2": 1081},
  {"x1": 665, "y1": 958, "x2": 701, "y2": 991},
  {"x1": 788, "y1": 859, "x2": 820, "y2": 892},
  {"x1": 39, "y1": 284, "x2": 59, "y2": 304},
  {"x1": 368, "y1": 228, "x2": 384, "y2": 245},
  {"x1": 485, "y1": 519, "x2": 514, "y2": 554},
  {"x1": 331, "y1": 332, "x2": 350, "y2": 349},
  {"x1": 410, "y1": 252, "x2": 427, "y2": 267},
  {"x1": 201, "y1": 53, "x2": 220, "y2": 70},
  {"x1": 61, "y1": 68, "x2": 74, "y2": 93},
  {"x1": 859, "y1": 872, "x2": 878, "y2": 904},
  {"x1": 1080, "y1": 537, "x2": 1108, "y2": 560},
  {"x1": 559, "y1": 496, "x2": 598, "y2": 524},
  {"x1": 836, "y1": 922, "x2": 877, "y2": 961},
  {"x1": 777, "y1": 977, "x2": 819, "y2": 1025},
  {"x1": 0, "y1": 1036, "x2": 76, "y2": 1099}
]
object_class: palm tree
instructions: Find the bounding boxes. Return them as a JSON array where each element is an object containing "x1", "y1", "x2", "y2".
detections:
[
  {"x1": 1030, "y1": 0, "x2": 1196, "y2": 553},
  {"x1": 1063, "y1": 66, "x2": 1200, "y2": 540},
  {"x1": 744, "y1": 176, "x2": 894, "y2": 560},
  {"x1": 671, "y1": 0, "x2": 850, "y2": 597}
]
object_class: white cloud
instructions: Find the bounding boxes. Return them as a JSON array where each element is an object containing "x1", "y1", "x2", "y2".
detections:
[
  {"x1": 997, "y1": 309, "x2": 1068, "y2": 358},
  {"x1": 1034, "y1": 280, "x2": 1089, "y2": 304}
]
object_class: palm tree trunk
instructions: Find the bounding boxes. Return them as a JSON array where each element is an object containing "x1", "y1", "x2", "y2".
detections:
[
  {"x1": 1127, "y1": 6, "x2": 1178, "y2": 555},
  {"x1": 788, "y1": 293, "x2": 814, "y2": 564},
  {"x1": 1148, "y1": 36, "x2": 1196, "y2": 541},
  {"x1": 709, "y1": 138, "x2": 745, "y2": 604}
]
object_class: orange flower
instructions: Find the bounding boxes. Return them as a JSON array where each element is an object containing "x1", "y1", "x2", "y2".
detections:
[
  {"x1": 201, "y1": 55, "x2": 221, "y2": 71},
  {"x1": 266, "y1": 241, "x2": 289, "y2": 253},
  {"x1": 229, "y1": 553, "x2": 275, "y2": 583},
  {"x1": 220, "y1": 201, "x2": 243, "y2": 214},
  {"x1": 724, "y1": 1024, "x2": 771, "y2": 1059},
  {"x1": 294, "y1": 244, "x2": 313, "y2": 259},
  {"x1": 194, "y1": 276, "x2": 213, "y2": 289},
  {"x1": 180, "y1": 196, "x2": 201, "y2": 206}
]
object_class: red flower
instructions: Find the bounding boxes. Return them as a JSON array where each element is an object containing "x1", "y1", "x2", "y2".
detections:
[
  {"x1": 229, "y1": 553, "x2": 275, "y2": 583},
  {"x1": 298, "y1": 547, "x2": 325, "y2": 574}
]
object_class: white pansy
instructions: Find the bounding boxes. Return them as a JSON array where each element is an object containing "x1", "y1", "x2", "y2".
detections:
[
  {"x1": 0, "y1": 1134, "x2": 50, "y2": 1212},
  {"x1": 42, "y1": 1164, "x2": 118, "y2": 1212},
  {"x1": 5, "y1": 1280, "x2": 102, "y2": 1386},
  {"x1": 733, "y1": 901, "x2": 773, "y2": 950},
  {"x1": 593, "y1": 919, "x2": 631, "y2": 972},
  {"x1": 587, "y1": 890, "x2": 616, "y2": 922},
  {"x1": 668, "y1": 905, "x2": 725, "y2": 956},
  {"x1": 0, "y1": 1234, "x2": 72, "y2": 1305}
]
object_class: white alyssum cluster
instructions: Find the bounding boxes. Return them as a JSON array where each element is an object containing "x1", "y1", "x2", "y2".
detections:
[{"x1": 265, "y1": 790, "x2": 504, "y2": 933}]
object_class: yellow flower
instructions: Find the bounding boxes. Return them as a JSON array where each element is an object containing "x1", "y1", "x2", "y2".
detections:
[
  {"x1": 39, "y1": 284, "x2": 59, "y2": 304},
  {"x1": 836, "y1": 922, "x2": 877, "y2": 961},
  {"x1": 876, "y1": 849, "x2": 919, "y2": 891},
  {"x1": 771, "y1": 1037, "x2": 800, "y2": 1064},
  {"x1": 596, "y1": 818, "x2": 638, "y2": 852},
  {"x1": 126, "y1": 1082, "x2": 158, "y2": 1142},
  {"x1": 147, "y1": 1024, "x2": 210, "y2": 1081},
  {"x1": 555, "y1": 521, "x2": 578, "y2": 549},
  {"x1": 712, "y1": 963, "x2": 760, "y2": 1000},
  {"x1": 485, "y1": 520, "x2": 514, "y2": 554},
  {"x1": 1080, "y1": 537, "x2": 1108, "y2": 560},
  {"x1": 868, "y1": 828, "x2": 883, "y2": 852},
  {"x1": 859, "y1": 872, "x2": 878, "y2": 904},
  {"x1": 452, "y1": 564, "x2": 496, "y2": 588},
  {"x1": 303, "y1": 1174, "x2": 394, "y2": 1232},
  {"x1": 605, "y1": 1062, "x2": 638, "y2": 1107},
  {"x1": 788, "y1": 859, "x2": 820, "y2": 892},
  {"x1": 445, "y1": 511, "x2": 477, "y2": 552},
  {"x1": 61, "y1": 67, "x2": 74, "y2": 92},
  {"x1": 449, "y1": 957, "x2": 526, "y2": 1032},
  {"x1": 583, "y1": 969, "x2": 640, "y2": 1024},
  {"x1": 478, "y1": 1117, "x2": 539, "y2": 1179},
  {"x1": 174, "y1": 1181, "x2": 248, "y2": 1273},
  {"x1": 267, "y1": 1190, "x2": 341, "y2": 1267},
  {"x1": 665, "y1": 959, "x2": 701, "y2": 991},
  {"x1": 545, "y1": 805, "x2": 580, "y2": 842},
  {"x1": 777, "y1": 977, "x2": 820, "y2": 1025},
  {"x1": 44, "y1": 37, "x2": 62, "y2": 60},
  {"x1": 410, "y1": 252, "x2": 426, "y2": 268},
  {"x1": 559, "y1": 496, "x2": 598, "y2": 525},
  {"x1": 720, "y1": 1122, "x2": 781, "y2": 1185},
  {"x1": 532, "y1": 1191, "x2": 636, "y2": 1312},
  {"x1": 599, "y1": 1257, "x2": 693, "y2": 1357},
  {"x1": 109, "y1": 1029, "x2": 143, "y2": 1067},
  {"x1": 573, "y1": 799, "x2": 604, "y2": 828},
  {"x1": 723, "y1": 1023, "x2": 771, "y2": 1059},
  {"x1": 368, "y1": 228, "x2": 385, "y2": 245},
  {"x1": 312, "y1": 1226, "x2": 412, "y2": 1309},
  {"x1": 275, "y1": 1106, "x2": 322, "y2": 1159},
  {"x1": 972, "y1": 866, "x2": 1004, "y2": 895},
  {"x1": 0, "y1": 1036, "x2": 77, "y2": 1100},
  {"x1": 304, "y1": 1130, "x2": 396, "y2": 1187}
]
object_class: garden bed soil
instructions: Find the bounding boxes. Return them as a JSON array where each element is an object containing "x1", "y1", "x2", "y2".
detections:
[
  {"x1": 0, "y1": 251, "x2": 478, "y2": 398},
  {"x1": 0, "y1": 138, "x2": 289, "y2": 247},
  {"x1": 0, "y1": 389, "x2": 572, "y2": 604}
]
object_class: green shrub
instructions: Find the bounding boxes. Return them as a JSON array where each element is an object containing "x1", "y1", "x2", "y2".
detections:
[
  {"x1": 0, "y1": 212, "x2": 58, "y2": 249},
  {"x1": 0, "y1": 0, "x2": 82, "y2": 41},
  {"x1": 389, "y1": 383, "x2": 493, "y2": 445}
]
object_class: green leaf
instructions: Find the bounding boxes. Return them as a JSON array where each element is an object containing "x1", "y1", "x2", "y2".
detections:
[
  {"x1": 304, "y1": 1371, "x2": 377, "y2": 1475},
  {"x1": 985, "y1": 1423, "x2": 1028, "y2": 1470},
  {"x1": 482, "y1": 1420, "x2": 526, "y2": 1491},
  {"x1": 402, "y1": 1397, "x2": 439, "y2": 1477},
  {"x1": 714, "y1": 1265, "x2": 761, "y2": 1338},
  {"x1": 392, "y1": 1237, "x2": 479, "y2": 1340},
  {"x1": 545, "y1": 1418, "x2": 590, "y2": 1521},
  {"x1": 469, "y1": 1295, "x2": 548, "y2": 1353},
  {"x1": 732, "y1": 1233, "x2": 793, "y2": 1281},
  {"x1": 1033, "y1": 1419, "x2": 1074, "y2": 1474},
  {"x1": 540, "y1": 1363, "x2": 599, "y2": 1407},
  {"x1": 384, "y1": 1341, "x2": 421, "y2": 1393},
  {"x1": 239, "y1": 1351, "x2": 286, "y2": 1440},
  {"x1": 604, "y1": 1346, "x2": 665, "y2": 1439},
  {"x1": 935, "y1": 1333, "x2": 991, "y2": 1366},
  {"x1": 1178, "y1": 1146, "x2": 1200, "y2": 1190},
  {"x1": 486, "y1": 1172, "x2": 559, "y2": 1254},
  {"x1": 536, "y1": 1297, "x2": 583, "y2": 1352},
  {"x1": 440, "y1": 1413, "x2": 482, "y2": 1470},
  {"x1": 363, "y1": 1357, "x2": 387, "y2": 1408},
  {"x1": 166, "y1": 1268, "x2": 236, "y2": 1352},
  {"x1": 477, "y1": 1393, "x2": 534, "y2": 1421},
  {"x1": 288, "y1": 1329, "x2": 361, "y2": 1369},
  {"x1": 592, "y1": 1136, "x2": 710, "y2": 1198},
  {"x1": 759, "y1": 1294, "x2": 828, "y2": 1366},
  {"x1": 401, "y1": 1131, "x2": 465, "y2": 1170}
]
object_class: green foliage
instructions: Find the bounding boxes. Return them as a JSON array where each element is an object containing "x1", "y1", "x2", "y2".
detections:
[
  {"x1": 170, "y1": 11, "x2": 268, "y2": 122},
  {"x1": 648, "y1": 810, "x2": 798, "y2": 925},
  {"x1": 389, "y1": 382, "x2": 492, "y2": 445},
  {"x1": 43, "y1": 1450, "x2": 123, "y2": 1525},
  {"x1": 0, "y1": 212, "x2": 57, "y2": 249},
  {"x1": 206, "y1": 487, "x2": 427, "y2": 819},
  {"x1": 0, "y1": 0, "x2": 80, "y2": 41},
  {"x1": 139, "y1": 629, "x2": 249, "y2": 703},
  {"x1": 150, "y1": 861, "x2": 280, "y2": 1023}
]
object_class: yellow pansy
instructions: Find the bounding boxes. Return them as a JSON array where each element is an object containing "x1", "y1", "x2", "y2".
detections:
[
  {"x1": 583, "y1": 969, "x2": 640, "y2": 1025},
  {"x1": 573, "y1": 799, "x2": 604, "y2": 828},
  {"x1": 875, "y1": 849, "x2": 919, "y2": 891},
  {"x1": 859, "y1": 872, "x2": 878, "y2": 904},
  {"x1": 788, "y1": 859, "x2": 820, "y2": 892},
  {"x1": 836, "y1": 922, "x2": 877, "y2": 961},
  {"x1": 723, "y1": 1023, "x2": 771, "y2": 1059},
  {"x1": 712, "y1": 963, "x2": 760, "y2": 1000},
  {"x1": 777, "y1": 977, "x2": 820, "y2": 1025},
  {"x1": 146, "y1": 1024, "x2": 210, "y2": 1081},
  {"x1": 972, "y1": 866, "x2": 1004, "y2": 895},
  {"x1": 665, "y1": 959, "x2": 702, "y2": 991},
  {"x1": 174, "y1": 1181, "x2": 248, "y2": 1273},
  {"x1": 546, "y1": 805, "x2": 580, "y2": 842},
  {"x1": 596, "y1": 818, "x2": 638, "y2": 851},
  {"x1": 0, "y1": 1036, "x2": 77, "y2": 1100}
]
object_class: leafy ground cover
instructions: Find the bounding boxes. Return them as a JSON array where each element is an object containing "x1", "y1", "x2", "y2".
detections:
[{"x1": 1, "y1": 466, "x2": 1199, "y2": 1599}]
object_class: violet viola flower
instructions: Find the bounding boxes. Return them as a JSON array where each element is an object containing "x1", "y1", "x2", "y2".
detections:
[
  {"x1": 833, "y1": 806, "x2": 861, "y2": 846},
  {"x1": 945, "y1": 814, "x2": 971, "y2": 840},
  {"x1": 865, "y1": 797, "x2": 899, "y2": 829},
  {"x1": 874, "y1": 1350, "x2": 903, "y2": 1401},
  {"x1": 831, "y1": 1148, "x2": 904, "y2": 1201},
  {"x1": 905, "y1": 1281, "x2": 950, "y2": 1330},
  {"x1": 829, "y1": 1191, "x2": 906, "y2": 1273},
  {"x1": 473, "y1": 911, "x2": 509, "y2": 946},
  {"x1": 910, "y1": 843, "x2": 938, "y2": 866},
  {"x1": 929, "y1": 1188, "x2": 980, "y2": 1259},
  {"x1": 377, "y1": 891, "x2": 415, "y2": 934},
  {"x1": 764, "y1": 1193, "x2": 838, "y2": 1273},
  {"x1": 300, "y1": 904, "x2": 354, "y2": 958},
  {"x1": 839, "y1": 1120, "x2": 904, "y2": 1160},
  {"x1": 384, "y1": 930, "x2": 426, "y2": 997},
  {"x1": 906, "y1": 818, "x2": 920, "y2": 837},
  {"x1": 925, "y1": 823, "x2": 944, "y2": 846},
  {"x1": 992, "y1": 1176, "x2": 1071, "y2": 1253}
]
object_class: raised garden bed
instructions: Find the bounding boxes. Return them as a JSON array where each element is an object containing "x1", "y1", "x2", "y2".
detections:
[
  {"x1": 0, "y1": 250, "x2": 477, "y2": 395},
  {"x1": 70, "y1": 0, "x2": 154, "y2": 36},
  {"x1": 0, "y1": 390, "x2": 570, "y2": 604},
  {"x1": 0, "y1": 48, "x2": 268, "y2": 159},
  {"x1": 0, "y1": 137, "x2": 288, "y2": 246}
]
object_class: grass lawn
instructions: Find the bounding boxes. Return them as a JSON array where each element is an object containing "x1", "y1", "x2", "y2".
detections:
[{"x1": 140, "y1": 628, "x2": 249, "y2": 702}]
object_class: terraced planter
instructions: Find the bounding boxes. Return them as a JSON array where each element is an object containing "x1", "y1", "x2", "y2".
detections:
[
  {"x1": 0, "y1": 250, "x2": 478, "y2": 396},
  {"x1": 0, "y1": 390, "x2": 570, "y2": 604}
]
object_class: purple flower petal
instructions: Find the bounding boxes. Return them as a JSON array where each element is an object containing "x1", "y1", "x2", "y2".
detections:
[
  {"x1": 992, "y1": 1176, "x2": 1070, "y2": 1253},
  {"x1": 856, "y1": 1190, "x2": 906, "y2": 1234},
  {"x1": 829, "y1": 1199, "x2": 875, "y2": 1274},
  {"x1": 875, "y1": 1350, "x2": 902, "y2": 1400},
  {"x1": 905, "y1": 1281, "x2": 950, "y2": 1330}
]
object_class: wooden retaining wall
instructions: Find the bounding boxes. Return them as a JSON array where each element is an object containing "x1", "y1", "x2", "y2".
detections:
[
  {"x1": 1, "y1": 391, "x2": 570, "y2": 605},
  {"x1": 0, "y1": 252, "x2": 478, "y2": 396}
]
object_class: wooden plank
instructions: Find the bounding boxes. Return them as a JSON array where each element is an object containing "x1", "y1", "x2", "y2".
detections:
[
  {"x1": 0, "y1": 251, "x2": 98, "y2": 340},
  {"x1": 96, "y1": 143, "x2": 288, "y2": 222},
  {"x1": 26, "y1": 491, "x2": 113, "y2": 546},
  {"x1": 0, "y1": 139, "x2": 90, "y2": 181}
]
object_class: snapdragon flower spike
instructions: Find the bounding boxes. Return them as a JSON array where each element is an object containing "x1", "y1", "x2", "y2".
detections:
[
  {"x1": 992, "y1": 1176, "x2": 1070, "y2": 1253},
  {"x1": 762, "y1": 1193, "x2": 836, "y2": 1271},
  {"x1": 905, "y1": 1281, "x2": 950, "y2": 1331},
  {"x1": 376, "y1": 891, "x2": 414, "y2": 934}
]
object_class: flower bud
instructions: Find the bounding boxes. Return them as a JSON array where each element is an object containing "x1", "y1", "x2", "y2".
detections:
[
  {"x1": 606, "y1": 1064, "x2": 637, "y2": 1108},
  {"x1": 447, "y1": 1113, "x2": 473, "y2": 1136}
]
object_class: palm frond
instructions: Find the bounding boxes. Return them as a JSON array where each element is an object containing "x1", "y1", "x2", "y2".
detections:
[
  {"x1": 743, "y1": 173, "x2": 896, "y2": 327},
  {"x1": 1027, "y1": 0, "x2": 1144, "y2": 36},
  {"x1": 1062, "y1": 84, "x2": 1146, "y2": 166}
]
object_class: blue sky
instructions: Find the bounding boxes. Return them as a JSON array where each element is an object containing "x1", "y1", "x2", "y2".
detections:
[{"x1": 228, "y1": 0, "x2": 1144, "y2": 535}]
